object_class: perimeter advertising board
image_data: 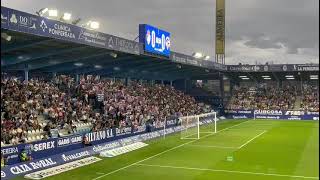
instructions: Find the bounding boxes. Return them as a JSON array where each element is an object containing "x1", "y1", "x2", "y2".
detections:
[
  {"x1": 225, "y1": 109, "x2": 319, "y2": 120},
  {"x1": 1, "y1": 118, "x2": 215, "y2": 180}
]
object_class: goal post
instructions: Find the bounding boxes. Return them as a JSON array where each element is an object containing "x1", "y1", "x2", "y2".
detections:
[{"x1": 180, "y1": 112, "x2": 217, "y2": 140}]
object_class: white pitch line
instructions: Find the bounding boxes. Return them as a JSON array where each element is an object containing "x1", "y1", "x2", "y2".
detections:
[
  {"x1": 135, "y1": 163, "x2": 319, "y2": 179},
  {"x1": 187, "y1": 144, "x2": 238, "y2": 149},
  {"x1": 92, "y1": 120, "x2": 251, "y2": 180},
  {"x1": 181, "y1": 132, "x2": 198, "y2": 139},
  {"x1": 238, "y1": 130, "x2": 267, "y2": 149}
]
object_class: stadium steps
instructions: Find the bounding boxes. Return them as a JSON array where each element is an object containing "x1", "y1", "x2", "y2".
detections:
[{"x1": 294, "y1": 96, "x2": 302, "y2": 110}]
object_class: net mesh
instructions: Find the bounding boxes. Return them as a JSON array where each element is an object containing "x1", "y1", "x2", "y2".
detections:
[{"x1": 180, "y1": 112, "x2": 217, "y2": 139}]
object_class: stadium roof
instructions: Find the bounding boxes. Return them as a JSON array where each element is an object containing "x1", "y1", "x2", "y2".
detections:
[{"x1": 2, "y1": 29, "x2": 223, "y2": 81}]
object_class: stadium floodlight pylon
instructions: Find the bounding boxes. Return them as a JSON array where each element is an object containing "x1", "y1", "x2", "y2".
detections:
[{"x1": 180, "y1": 112, "x2": 217, "y2": 140}]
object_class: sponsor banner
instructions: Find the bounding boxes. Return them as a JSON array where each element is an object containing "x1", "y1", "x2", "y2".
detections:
[
  {"x1": 1, "y1": 6, "x2": 140, "y2": 55},
  {"x1": 254, "y1": 109, "x2": 283, "y2": 116},
  {"x1": 139, "y1": 24, "x2": 171, "y2": 57},
  {"x1": 292, "y1": 64, "x2": 319, "y2": 71},
  {"x1": 225, "y1": 109, "x2": 319, "y2": 120},
  {"x1": 24, "y1": 157, "x2": 101, "y2": 179},
  {"x1": 1, "y1": 119, "x2": 213, "y2": 179},
  {"x1": 0, "y1": 127, "x2": 169, "y2": 179},
  {"x1": 228, "y1": 65, "x2": 268, "y2": 72},
  {"x1": 171, "y1": 52, "x2": 198, "y2": 66},
  {"x1": 216, "y1": 0, "x2": 225, "y2": 54},
  {"x1": 227, "y1": 64, "x2": 319, "y2": 72},
  {"x1": 1, "y1": 118, "x2": 180, "y2": 165},
  {"x1": 57, "y1": 135, "x2": 83, "y2": 147},
  {"x1": 1, "y1": 158, "x2": 57, "y2": 179},
  {"x1": 170, "y1": 52, "x2": 227, "y2": 71},
  {"x1": 99, "y1": 142, "x2": 148, "y2": 158}
]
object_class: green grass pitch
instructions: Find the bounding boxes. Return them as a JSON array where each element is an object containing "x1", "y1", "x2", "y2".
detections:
[{"x1": 16, "y1": 119, "x2": 319, "y2": 180}]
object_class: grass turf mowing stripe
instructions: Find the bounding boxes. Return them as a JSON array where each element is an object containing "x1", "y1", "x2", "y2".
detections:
[
  {"x1": 186, "y1": 144, "x2": 238, "y2": 149},
  {"x1": 134, "y1": 163, "x2": 319, "y2": 179},
  {"x1": 92, "y1": 120, "x2": 251, "y2": 180},
  {"x1": 238, "y1": 130, "x2": 267, "y2": 149}
]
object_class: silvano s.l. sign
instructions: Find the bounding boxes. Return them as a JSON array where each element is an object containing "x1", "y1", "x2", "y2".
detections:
[{"x1": 139, "y1": 24, "x2": 171, "y2": 57}]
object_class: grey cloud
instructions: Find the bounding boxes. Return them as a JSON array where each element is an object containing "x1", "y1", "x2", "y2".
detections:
[{"x1": 244, "y1": 37, "x2": 282, "y2": 49}]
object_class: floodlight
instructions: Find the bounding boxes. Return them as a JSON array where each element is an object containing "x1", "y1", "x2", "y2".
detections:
[
  {"x1": 285, "y1": 75, "x2": 294, "y2": 78},
  {"x1": 241, "y1": 77, "x2": 250, "y2": 80},
  {"x1": 310, "y1": 75, "x2": 318, "y2": 80},
  {"x1": 48, "y1": 9, "x2": 58, "y2": 17},
  {"x1": 94, "y1": 65, "x2": 102, "y2": 69},
  {"x1": 62, "y1": 13, "x2": 71, "y2": 21},
  {"x1": 239, "y1": 76, "x2": 247, "y2": 78},
  {"x1": 204, "y1": 56, "x2": 210, "y2": 60},
  {"x1": 74, "y1": 63, "x2": 83, "y2": 67},
  {"x1": 1, "y1": 33, "x2": 12, "y2": 41},
  {"x1": 89, "y1": 21, "x2": 100, "y2": 29},
  {"x1": 192, "y1": 52, "x2": 204, "y2": 59},
  {"x1": 37, "y1": 8, "x2": 49, "y2": 16},
  {"x1": 110, "y1": 52, "x2": 118, "y2": 58}
]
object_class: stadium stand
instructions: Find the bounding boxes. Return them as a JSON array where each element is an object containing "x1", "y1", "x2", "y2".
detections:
[
  {"x1": 1, "y1": 75, "x2": 211, "y2": 146},
  {"x1": 227, "y1": 82, "x2": 318, "y2": 111}
]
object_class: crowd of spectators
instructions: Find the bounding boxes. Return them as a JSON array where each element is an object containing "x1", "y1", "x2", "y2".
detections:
[
  {"x1": 227, "y1": 85, "x2": 298, "y2": 110},
  {"x1": 1, "y1": 75, "x2": 211, "y2": 146},
  {"x1": 300, "y1": 84, "x2": 319, "y2": 112}
]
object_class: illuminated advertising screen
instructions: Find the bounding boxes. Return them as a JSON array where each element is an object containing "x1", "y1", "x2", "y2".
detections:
[{"x1": 139, "y1": 24, "x2": 170, "y2": 57}]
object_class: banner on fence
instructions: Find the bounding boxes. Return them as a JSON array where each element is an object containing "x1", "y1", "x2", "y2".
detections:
[{"x1": 225, "y1": 109, "x2": 319, "y2": 120}]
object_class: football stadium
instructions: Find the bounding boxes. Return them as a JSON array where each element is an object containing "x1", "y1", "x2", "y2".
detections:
[{"x1": 1, "y1": 1, "x2": 319, "y2": 180}]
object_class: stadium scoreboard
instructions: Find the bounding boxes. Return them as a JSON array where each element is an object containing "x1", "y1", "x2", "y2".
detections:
[{"x1": 139, "y1": 24, "x2": 171, "y2": 57}]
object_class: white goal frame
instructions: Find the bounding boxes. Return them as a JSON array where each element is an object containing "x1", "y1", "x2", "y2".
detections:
[{"x1": 180, "y1": 112, "x2": 217, "y2": 140}]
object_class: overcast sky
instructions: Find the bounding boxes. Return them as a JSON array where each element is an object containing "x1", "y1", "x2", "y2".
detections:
[{"x1": 2, "y1": 0, "x2": 319, "y2": 64}]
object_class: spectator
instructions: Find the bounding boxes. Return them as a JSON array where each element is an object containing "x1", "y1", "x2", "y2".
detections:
[
  {"x1": 1, "y1": 75, "x2": 211, "y2": 145},
  {"x1": 19, "y1": 149, "x2": 32, "y2": 162}
]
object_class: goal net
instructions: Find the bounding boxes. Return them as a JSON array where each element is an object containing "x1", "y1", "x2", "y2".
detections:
[{"x1": 180, "y1": 112, "x2": 217, "y2": 140}]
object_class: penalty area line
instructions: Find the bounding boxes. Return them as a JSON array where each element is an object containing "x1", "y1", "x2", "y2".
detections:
[
  {"x1": 238, "y1": 130, "x2": 267, "y2": 149},
  {"x1": 134, "y1": 163, "x2": 319, "y2": 179}
]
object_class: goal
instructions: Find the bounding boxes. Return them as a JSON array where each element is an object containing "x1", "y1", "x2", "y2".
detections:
[{"x1": 180, "y1": 112, "x2": 217, "y2": 139}]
